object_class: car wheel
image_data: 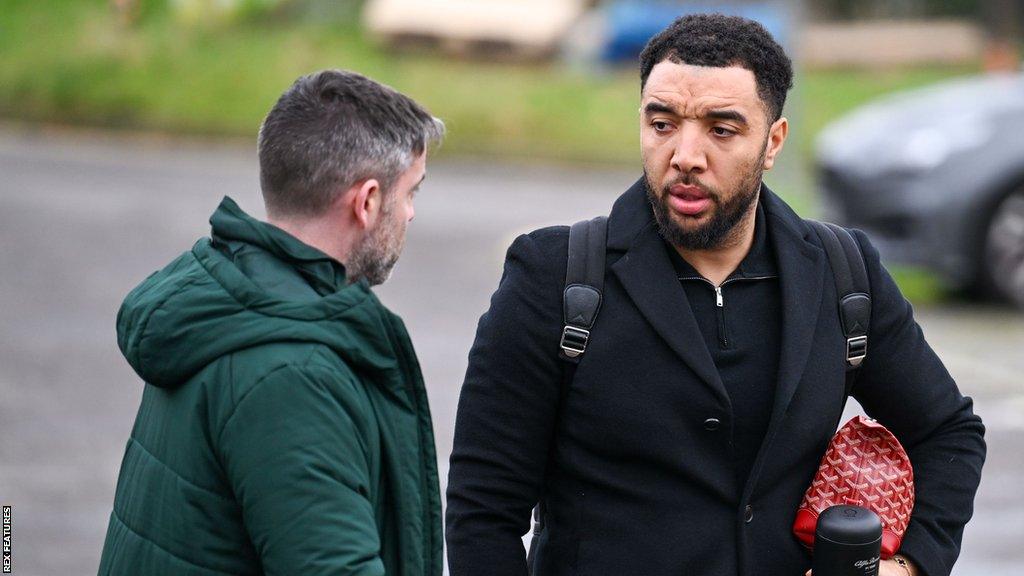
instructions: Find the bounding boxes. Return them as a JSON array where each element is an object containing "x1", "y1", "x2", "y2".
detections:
[{"x1": 983, "y1": 186, "x2": 1024, "y2": 307}]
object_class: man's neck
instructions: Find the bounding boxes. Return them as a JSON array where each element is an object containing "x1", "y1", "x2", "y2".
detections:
[
  {"x1": 266, "y1": 215, "x2": 350, "y2": 265},
  {"x1": 674, "y1": 207, "x2": 758, "y2": 286}
]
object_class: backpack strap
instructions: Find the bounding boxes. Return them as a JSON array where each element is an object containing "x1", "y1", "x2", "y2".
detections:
[
  {"x1": 528, "y1": 216, "x2": 608, "y2": 574},
  {"x1": 806, "y1": 220, "x2": 872, "y2": 395},
  {"x1": 559, "y1": 216, "x2": 609, "y2": 362}
]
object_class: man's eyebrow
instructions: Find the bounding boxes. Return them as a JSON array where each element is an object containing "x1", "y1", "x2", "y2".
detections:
[
  {"x1": 705, "y1": 109, "x2": 749, "y2": 126},
  {"x1": 643, "y1": 101, "x2": 680, "y2": 116},
  {"x1": 644, "y1": 103, "x2": 749, "y2": 127}
]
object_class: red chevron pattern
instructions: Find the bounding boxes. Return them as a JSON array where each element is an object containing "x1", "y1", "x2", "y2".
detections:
[{"x1": 792, "y1": 416, "x2": 914, "y2": 559}]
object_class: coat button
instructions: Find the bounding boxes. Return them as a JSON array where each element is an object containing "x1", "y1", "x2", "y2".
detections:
[
  {"x1": 703, "y1": 418, "x2": 720, "y2": 431},
  {"x1": 744, "y1": 505, "x2": 754, "y2": 523}
]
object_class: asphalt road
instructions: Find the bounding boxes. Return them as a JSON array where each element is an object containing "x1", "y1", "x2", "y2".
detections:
[{"x1": 1, "y1": 127, "x2": 1021, "y2": 575}]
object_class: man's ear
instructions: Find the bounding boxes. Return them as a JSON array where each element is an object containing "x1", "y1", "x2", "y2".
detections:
[
  {"x1": 350, "y1": 178, "x2": 383, "y2": 230},
  {"x1": 762, "y1": 117, "x2": 789, "y2": 171}
]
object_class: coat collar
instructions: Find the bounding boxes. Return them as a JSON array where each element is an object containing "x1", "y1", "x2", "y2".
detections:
[
  {"x1": 606, "y1": 178, "x2": 825, "y2": 420},
  {"x1": 210, "y1": 196, "x2": 350, "y2": 297},
  {"x1": 608, "y1": 178, "x2": 730, "y2": 406}
]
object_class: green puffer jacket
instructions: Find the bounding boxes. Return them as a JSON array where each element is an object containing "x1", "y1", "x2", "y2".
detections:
[{"x1": 98, "y1": 197, "x2": 442, "y2": 576}]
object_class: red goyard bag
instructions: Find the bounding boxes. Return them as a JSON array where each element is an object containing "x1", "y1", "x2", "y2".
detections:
[{"x1": 793, "y1": 416, "x2": 914, "y2": 559}]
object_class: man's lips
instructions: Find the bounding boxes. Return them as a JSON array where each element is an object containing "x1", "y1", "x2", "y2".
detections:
[{"x1": 668, "y1": 184, "x2": 711, "y2": 216}]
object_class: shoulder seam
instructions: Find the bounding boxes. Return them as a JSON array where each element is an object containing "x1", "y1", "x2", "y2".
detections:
[{"x1": 215, "y1": 346, "x2": 333, "y2": 445}]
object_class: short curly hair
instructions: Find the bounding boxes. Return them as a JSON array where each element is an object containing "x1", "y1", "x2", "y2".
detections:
[{"x1": 639, "y1": 14, "x2": 793, "y2": 122}]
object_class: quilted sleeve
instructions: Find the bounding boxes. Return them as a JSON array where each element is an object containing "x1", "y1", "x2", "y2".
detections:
[{"x1": 217, "y1": 363, "x2": 385, "y2": 576}]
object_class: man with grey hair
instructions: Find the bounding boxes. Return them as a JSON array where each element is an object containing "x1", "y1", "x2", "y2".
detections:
[{"x1": 98, "y1": 69, "x2": 445, "y2": 575}]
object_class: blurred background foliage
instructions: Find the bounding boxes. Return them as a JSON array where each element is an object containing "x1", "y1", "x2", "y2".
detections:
[
  {"x1": 0, "y1": 0, "x2": 978, "y2": 165},
  {"x1": 4, "y1": 0, "x2": 1015, "y2": 302}
]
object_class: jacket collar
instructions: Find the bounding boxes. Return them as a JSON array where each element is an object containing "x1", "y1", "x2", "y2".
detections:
[
  {"x1": 209, "y1": 196, "x2": 349, "y2": 296},
  {"x1": 608, "y1": 178, "x2": 729, "y2": 406},
  {"x1": 607, "y1": 178, "x2": 825, "y2": 420}
]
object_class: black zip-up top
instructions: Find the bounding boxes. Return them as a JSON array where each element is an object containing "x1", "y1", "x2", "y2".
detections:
[{"x1": 664, "y1": 200, "x2": 781, "y2": 491}]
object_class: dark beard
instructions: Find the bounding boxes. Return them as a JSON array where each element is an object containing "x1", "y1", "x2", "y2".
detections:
[{"x1": 645, "y1": 158, "x2": 764, "y2": 250}]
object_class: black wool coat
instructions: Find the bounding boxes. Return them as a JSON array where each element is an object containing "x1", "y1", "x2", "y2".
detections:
[{"x1": 445, "y1": 179, "x2": 986, "y2": 576}]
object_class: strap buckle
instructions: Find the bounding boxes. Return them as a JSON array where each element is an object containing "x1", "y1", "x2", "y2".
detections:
[
  {"x1": 560, "y1": 325, "x2": 590, "y2": 358},
  {"x1": 846, "y1": 335, "x2": 868, "y2": 367}
]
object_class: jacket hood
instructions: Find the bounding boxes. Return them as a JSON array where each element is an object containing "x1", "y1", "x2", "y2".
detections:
[{"x1": 116, "y1": 197, "x2": 404, "y2": 389}]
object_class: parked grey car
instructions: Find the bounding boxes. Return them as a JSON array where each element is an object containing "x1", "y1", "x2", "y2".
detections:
[{"x1": 816, "y1": 73, "x2": 1024, "y2": 307}]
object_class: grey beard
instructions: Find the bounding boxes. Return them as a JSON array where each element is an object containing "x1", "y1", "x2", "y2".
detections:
[
  {"x1": 345, "y1": 221, "x2": 402, "y2": 287},
  {"x1": 346, "y1": 244, "x2": 397, "y2": 286}
]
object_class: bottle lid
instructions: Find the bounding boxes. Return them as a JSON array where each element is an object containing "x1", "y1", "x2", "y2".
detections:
[{"x1": 815, "y1": 505, "x2": 883, "y2": 545}]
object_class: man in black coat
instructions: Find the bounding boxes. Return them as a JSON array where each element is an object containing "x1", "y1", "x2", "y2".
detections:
[{"x1": 445, "y1": 14, "x2": 985, "y2": 576}]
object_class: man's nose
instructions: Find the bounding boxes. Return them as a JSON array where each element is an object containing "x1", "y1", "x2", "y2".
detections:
[{"x1": 671, "y1": 124, "x2": 708, "y2": 175}]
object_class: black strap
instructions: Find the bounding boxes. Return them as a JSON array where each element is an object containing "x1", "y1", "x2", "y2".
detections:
[
  {"x1": 529, "y1": 216, "x2": 608, "y2": 574},
  {"x1": 559, "y1": 217, "x2": 608, "y2": 362},
  {"x1": 806, "y1": 220, "x2": 872, "y2": 394}
]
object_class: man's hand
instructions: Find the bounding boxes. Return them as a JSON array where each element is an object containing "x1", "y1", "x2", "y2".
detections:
[{"x1": 805, "y1": 556, "x2": 918, "y2": 576}]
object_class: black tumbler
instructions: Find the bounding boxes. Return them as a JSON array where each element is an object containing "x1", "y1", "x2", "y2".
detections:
[{"x1": 811, "y1": 505, "x2": 882, "y2": 576}]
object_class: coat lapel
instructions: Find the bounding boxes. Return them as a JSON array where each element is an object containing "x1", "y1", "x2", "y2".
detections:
[
  {"x1": 762, "y1": 190, "x2": 825, "y2": 434},
  {"x1": 742, "y1": 188, "x2": 827, "y2": 499},
  {"x1": 607, "y1": 180, "x2": 730, "y2": 407},
  {"x1": 606, "y1": 181, "x2": 829, "y2": 497}
]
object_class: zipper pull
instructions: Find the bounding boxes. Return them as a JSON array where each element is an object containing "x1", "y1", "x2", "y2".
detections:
[{"x1": 715, "y1": 285, "x2": 724, "y2": 307}]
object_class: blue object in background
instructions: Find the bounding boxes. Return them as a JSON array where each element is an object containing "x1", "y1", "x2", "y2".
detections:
[{"x1": 601, "y1": 1, "x2": 792, "y2": 63}]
